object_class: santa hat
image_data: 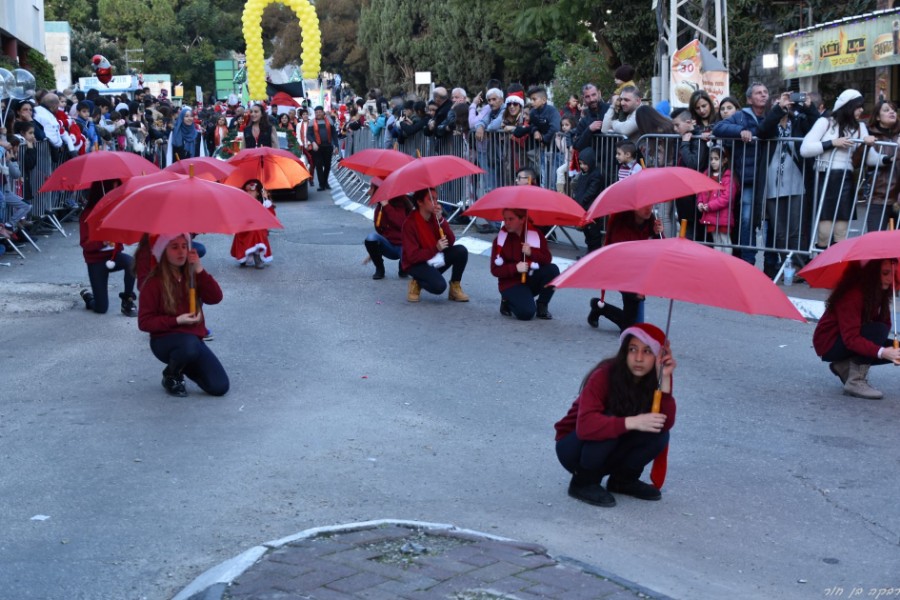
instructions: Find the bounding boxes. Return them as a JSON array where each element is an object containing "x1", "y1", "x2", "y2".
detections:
[
  {"x1": 506, "y1": 91, "x2": 525, "y2": 106},
  {"x1": 152, "y1": 233, "x2": 189, "y2": 262},
  {"x1": 619, "y1": 323, "x2": 667, "y2": 356}
]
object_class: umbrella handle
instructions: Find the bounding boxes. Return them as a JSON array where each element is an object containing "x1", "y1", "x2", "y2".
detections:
[
  {"x1": 189, "y1": 288, "x2": 197, "y2": 315},
  {"x1": 521, "y1": 212, "x2": 528, "y2": 283},
  {"x1": 651, "y1": 389, "x2": 662, "y2": 413}
]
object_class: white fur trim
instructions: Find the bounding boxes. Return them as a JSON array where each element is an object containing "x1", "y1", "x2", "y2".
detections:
[{"x1": 152, "y1": 233, "x2": 190, "y2": 262}]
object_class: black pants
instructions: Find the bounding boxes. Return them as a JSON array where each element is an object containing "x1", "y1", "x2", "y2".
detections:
[
  {"x1": 500, "y1": 263, "x2": 560, "y2": 320},
  {"x1": 406, "y1": 245, "x2": 468, "y2": 294},
  {"x1": 150, "y1": 333, "x2": 229, "y2": 396},
  {"x1": 313, "y1": 144, "x2": 334, "y2": 187},
  {"x1": 821, "y1": 321, "x2": 890, "y2": 366},
  {"x1": 600, "y1": 292, "x2": 641, "y2": 331},
  {"x1": 85, "y1": 253, "x2": 135, "y2": 314},
  {"x1": 556, "y1": 429, "x2": 668, "y2": 480}
]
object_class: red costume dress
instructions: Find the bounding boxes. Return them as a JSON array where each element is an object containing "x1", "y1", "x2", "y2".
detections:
[{"x1": 230, "y1": 202, "x2": 277, "y2": 264}]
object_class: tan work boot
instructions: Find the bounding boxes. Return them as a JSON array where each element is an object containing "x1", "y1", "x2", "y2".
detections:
[
  {"x1": 407, "y1": 279, "x2": 421, "y2": 302},
  {"x1": 448, "y1": 281, "x2": 469, "y2": 302},
  {"x1": 843, "y1": 362, "x2": 883, "y2": 399},
  {"x1": 829, "y1": 359, "x2": 851, "y2": 384}
]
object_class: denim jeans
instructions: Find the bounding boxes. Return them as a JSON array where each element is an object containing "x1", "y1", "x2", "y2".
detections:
[
  {"x1": 556, "y1": 429, "x2": 669, "y2": 479},
  {"x1": 739, "y1": 186, "x2": 758, "y2": 265},
  {"x1": 364, "y1": 232, "x2": 401, "y2": 261},
  {"x1": 150, "y1": 333, "x2": 229, "y2": 396},
  {"x1": 85, "y1": 253, "x2": 135, "y2": 314}
]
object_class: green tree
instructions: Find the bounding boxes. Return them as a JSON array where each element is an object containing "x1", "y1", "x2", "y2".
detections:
[
  {"x1": 548, "y1": 41, "x2": 615, "y2": 102},
  {"x1": 27, "y1": 49, "x2": 59, "y2": 90},
  {"x1": 45, "y1": 0, "x2": 96, "y2": 28}
]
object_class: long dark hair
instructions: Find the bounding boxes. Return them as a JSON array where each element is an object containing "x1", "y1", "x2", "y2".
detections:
[
  {"x1": 689, "y1": 90, "x2": 717, "y2": 126},
  {"x1": 826, "y1": 260, "x2": 892, "y2": 325},
  {"x1": 579, "y1": 335, "x2": 658, "y2": 417},
  {"x1": 833, "y1": 96, "x2": 864, "y2": 137},
  {"x1": 867, "y1": 99, "x2": 900, "y2": 137}
]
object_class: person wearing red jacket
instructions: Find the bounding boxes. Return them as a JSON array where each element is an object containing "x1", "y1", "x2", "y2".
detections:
[
  {"x1": 490, "y1": 209, "x2": 559, "y2": 320},
  {"x1": 138, "y1": 233, "x2": 228, "y2": 398},
  {"x1": 814, "y1": 259, "x2": 900, "y2": 399},
  {"x1": 400, "y1": 188, "x2": 469, "y2": 302},
  {"x1": 587, "y1": 206, "x2": 664, "y2": 330},
  {"x1": 78, "y1": 180, "x2": 137, "y2": 316},
  {"x1": 555, "y1": 323, "x2": 677, "y2": 507},
  {"x1": 364, "y1": 179, "x2": 412, "y2": 280}
]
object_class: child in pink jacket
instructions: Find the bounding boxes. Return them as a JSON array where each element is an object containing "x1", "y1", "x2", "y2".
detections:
[{"x1": 697, "y1": 146, "x2": 740, "y2": 253}]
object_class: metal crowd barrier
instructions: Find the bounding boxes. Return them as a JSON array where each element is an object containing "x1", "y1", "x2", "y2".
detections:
[{"x1": 335, "y1": 126, "x2": 900, "y2": 271}]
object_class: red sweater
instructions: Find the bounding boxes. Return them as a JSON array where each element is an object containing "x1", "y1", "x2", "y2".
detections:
[
  {"x1": 813, "y1": 287, "x2": 890, "y2": 359},
  {"x1": 490, "y1": 227, "x2": 553, "y2": 292},
  {"x1": 79, "y1": 207, "x2": 123, "y2": 264},
  {"x1": 374, "y1": 200, "x2": 410, "y2": 246},
  {"x1": 554, "y1": 362, "x2": 676, "y2": 442},
  {"x1": 606, "y1": 211, "x2": 656, "y2": 245},
  {"x1": 138, "y1": 270, "x2": 223, "y2": 339},
  {"x1": 400, "y1": 212, "x2": 455, "y2": 271}
]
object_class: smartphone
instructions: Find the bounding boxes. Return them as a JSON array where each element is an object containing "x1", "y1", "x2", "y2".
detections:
[{"x1": 789, "y1": 92, "x2": 807, "y2": 104}]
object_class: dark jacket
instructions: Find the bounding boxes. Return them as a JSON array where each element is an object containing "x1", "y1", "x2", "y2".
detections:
[
  {"x1": 712, "y1": 107, "x2": 768, "y2": 185},
  {"x1": 425, "y1": 100, "x2": 455, "y2": 139},
  {"x1": 677, "y1": 126, "x2": 709, "y2": 172},
  {"x1": 573, "y1": 102, "x2": 611, "y2": 151},
  {"x1": 572, "y1": 147, "x2": 604, "y2": 210},
  {"x1": 515, "y1": 104, "x2": 560, "y2": 148}
]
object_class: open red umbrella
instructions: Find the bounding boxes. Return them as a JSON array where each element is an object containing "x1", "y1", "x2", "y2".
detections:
[
  {"x1": 798, "y1": 229, "x2": 900, "y2": 288},
  {"x1": 165, "y1": 157, "x2": 236, "y2": 181},
  {"x1": 463, "y1": 186, "x2": 586, "y2": 227},
  {"x1": 224, "y1": 147, "x2": 311, "y2": 190},
  {"x1": 101, "y1": 176, "x2": 283, "y2": 237},
  {"x1": 370, "y1": 156, "x2": 484, "y2": 204},
  {"x1": 86, "y1": 171, "x2": 187, "y2": 244},
  {"x1": 39, "y1": 151, "x2": 160, "y2": 192},
  {"x1": 583, "y1": 166, "x2": 722, "y2": 223},
  {"x1": 339, "y1": 149, "x2": 415, "y2": 178},
  {"x1": 271, "y1": 91, "x2": 302, "y2": 108},
  {"x1": 551, "y1": 236, "x2": 805, "y2": 488}
]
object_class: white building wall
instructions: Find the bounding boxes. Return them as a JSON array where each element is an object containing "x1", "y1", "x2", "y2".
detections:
[{"x1": 0, "y1": 0, "x2": 46, "y2": 53}]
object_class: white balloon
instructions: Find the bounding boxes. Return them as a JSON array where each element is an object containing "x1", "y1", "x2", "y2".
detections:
[
  {"x1": 0, "y1": 68, "x2": 13, "y2": 99},
  {"x1": 10, "y1": 69, "x2": 35, "y2": 100}
]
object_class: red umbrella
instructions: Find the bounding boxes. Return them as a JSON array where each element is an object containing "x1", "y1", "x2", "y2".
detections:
[
  {"x1": 583, "y1": 167, "x2": 721, "y2": 223},
  {"x1": 551, "y1": 237, "x2": 805, "y2": 488},
  {"x1": 86, "y1": 172, "x2": 188, "y2": 244},
  {"x1": 370, "y1": 156, "x2": 484, "y2": 204},
  {"x1": 39, "y1": 151, "x2": 160, "y2": 192},
  {"x1": 224, "y1": 147, "x2": 311, "y2": 190},
  {"x1": 100, "y1": 176, "x2": 284, "y2": 236},
  {"x1": 798, "y1": 229, "x2": 900, "y2": 288},
  {"x1": 551, "y1": 237, "x2": 805, "y2": 321},
  {"x1": 339, "y1": 149, "x2": 415, "y2": 178},
  {"x1": 271, "y1": 91, "x2": 302, "y2": 108},
  {"x1": 463, "y1": 186, "x2": 586, "y2": 227},
  {"x1": 165, "y1": 157, "x2": 236, "y2": 181}
]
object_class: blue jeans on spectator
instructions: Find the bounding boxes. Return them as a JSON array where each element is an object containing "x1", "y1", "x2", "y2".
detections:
[
  {"x1": 364, "y1": 232, "x2": 401, "y2": 261},
  {"x1": 739, "y1": 186, "x2": 758, "y2": 265},
  {"x1": 150, "y1": 333, "x2": 229, "y2": 396},
  {"x1": 821, "y1": 321, "x2": 891, "y2": 366},
  {"x1": 2, "y1": 191, "x2": 31, "y2": 225},
  {"x1": 556, "y1": 429, "x2": 669, "y2": 479},
  {"x1": 85, "y1": 253, "x2": 135, "y2": 314},
  {"x1": 406, "y1": 244, "x2": 468, "y2": 295}
]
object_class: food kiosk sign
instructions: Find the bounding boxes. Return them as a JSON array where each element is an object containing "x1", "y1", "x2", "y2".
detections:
[{"x1": 781, "y1": 12, "x2": 900, "y2": 78}]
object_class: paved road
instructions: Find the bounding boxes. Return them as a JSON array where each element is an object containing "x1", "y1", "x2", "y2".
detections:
[{"x1": 1, "y1": 185, "x2": 897, "y2": 600}]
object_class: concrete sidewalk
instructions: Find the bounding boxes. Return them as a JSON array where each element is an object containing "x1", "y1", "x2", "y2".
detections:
[{"x1": 174, "y1": 520, "x2": 670, "y2": 600}]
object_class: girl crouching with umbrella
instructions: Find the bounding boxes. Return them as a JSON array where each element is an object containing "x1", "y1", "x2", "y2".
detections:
[
  {"x1": 814, "y1": 259, "x2": 900, "y2": 399},
  {"x1": 230, "y1": 179, "x2": 275, "y2": 268},
  {"x1": 138, "y1": 234, "x2": 229, "y2": 398},
  {"x1": 491, "y1": 209, "x2": 559, "y2": 320},
  {"x1": 554, "y1": 323, "x2": 676, "y2": 507},
  {"x1": 364, "y1": 178, "x2": 412, "y2": 280}
]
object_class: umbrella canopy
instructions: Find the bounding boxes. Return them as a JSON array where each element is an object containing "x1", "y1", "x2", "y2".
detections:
[
  {"x1": 39, "y1": 152, "x2": 160, "y2": 192},
  {"x1": 583, "y1": 167, "x2": 722, "y2": 223},
  {"x1": 798, "y1": 230, "x2": 900, "y2": 288},
  {"x1": 100, "y1": 176, "x2": 283, "y2": 236},
  {"x1": 224, "y1": 147, "x2": 311, "y2": 190},
  {"x1": 463, "y1": 186, "x2": 586, "y2": 227},
  {"x1": 550, "y1": 237, "x2": 805, "y2": 321},
  {"x1": 339, "y1": 149, "x2": 415, "y2": 178},
  {"x1": 165, "y1": 157, "x2": 236, "y2": 181},
  {"x1": 86, "y1": 172, "x2": 188, "y2": 243},
  {"x1": 370, "y1": 156, "x2": 484, "y2": 204},
  {"x1": 271, "y1": 91, "x2": 302, "y2": 108}
]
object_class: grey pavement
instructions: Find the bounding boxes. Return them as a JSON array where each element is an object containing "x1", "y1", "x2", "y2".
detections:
[{"x1": 1, "y1": 176, "x2": 897, "y2": 600}]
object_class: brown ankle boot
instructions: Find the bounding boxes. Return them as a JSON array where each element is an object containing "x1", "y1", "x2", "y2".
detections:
[
  {"x1": 407, "y1": 280, "x2": 421, "y2": 302},
  {"x1": 448, "y1": 281, "x2": 469, "y2": 302},
  {"x1": 843, "y1": 362, "x2": 883, "y2": 399}
]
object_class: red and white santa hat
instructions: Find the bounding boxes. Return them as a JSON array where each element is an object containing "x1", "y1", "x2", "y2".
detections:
[
  {"x1": 506, "y1": 90, "x2": 525, "y2": 106},
  {"x1": 152, "y1": 233, "x2": 190, "y2": 262},
  {"x1": 619, "y1": 323, "x2": 667, "y2": 356}
]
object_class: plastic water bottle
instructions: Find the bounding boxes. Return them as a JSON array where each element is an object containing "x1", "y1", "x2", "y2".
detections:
[{"x1": 783, "y1": 262, "x2": 796, "y2": 286}]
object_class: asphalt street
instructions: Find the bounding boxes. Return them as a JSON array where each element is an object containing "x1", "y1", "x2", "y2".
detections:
[{"x1": 0, "y1": 184, "x2": 897, "y2": 600}]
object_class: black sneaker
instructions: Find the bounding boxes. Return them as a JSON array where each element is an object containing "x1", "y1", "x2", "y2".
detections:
[
  {"x1": 162, "y1": 375, "x2": 187, "y2": 397},
  {"x1": 568, "y1": 481, "x2": 616, "y2": 507},
  {"x1": 80, "y1": 289, "x2": 94, "y2": 310},
  {"x1": 119, "y1": 292, "x2": 137, "y2": 317},
  {"x1": 500, "y1": 299, "x2": 512, "y2": 317},
  {"x1": 587, "y1": 297, "x2": 603, "y2": 328},
  {"x1": 372, "y1": 266, "x2": 385, "y2": 280},
  {"x1": 606, "y1": 478, "x2": 661, "y2": 501},
  {"x1": 536, "y1": 302, "x2": 552, "y2": 320}
]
